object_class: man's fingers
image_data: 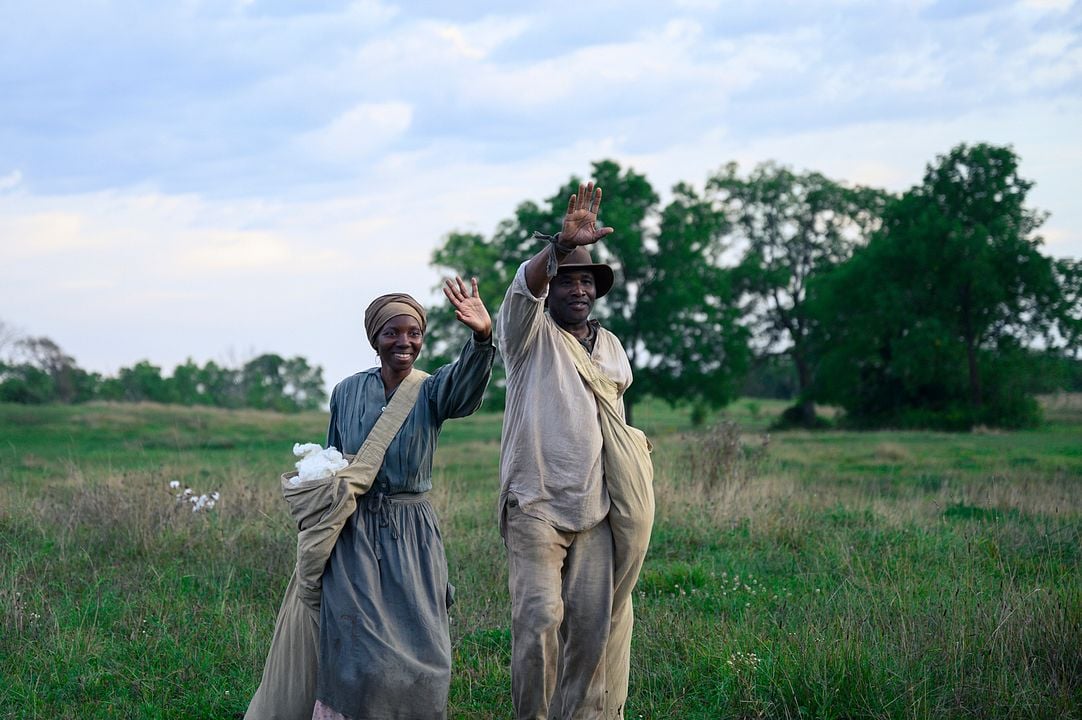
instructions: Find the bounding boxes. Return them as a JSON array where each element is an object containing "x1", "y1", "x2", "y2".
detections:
[
  {"x1": 471, "y1": 277, "x2": 480, "y2": 298},
  {"x1": 596, "y1": 226, "x2": 615, "y2": 239},
  {"x1": 456, "y1": 275, "x2": 469, "y2": 296},
  {"x1": 590, "y1": 187, "x2": 603, "y2": 215}
]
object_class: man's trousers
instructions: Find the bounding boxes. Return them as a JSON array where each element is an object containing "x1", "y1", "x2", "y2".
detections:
[{"x1": 505, "y1": 500, "x2": 614, "y2": 720}]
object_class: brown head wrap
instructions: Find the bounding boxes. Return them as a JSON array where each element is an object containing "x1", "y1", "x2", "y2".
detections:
[{"x1": 364, "y1": 293, "x2": 427, "y2": 349}]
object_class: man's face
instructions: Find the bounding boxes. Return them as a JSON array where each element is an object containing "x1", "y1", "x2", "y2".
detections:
[
  {"x1": 376, "y1": 314, "x2": 424, "y2": 374},
  {"x1": 548, "y1": 270, "x2": 597, "y2": 327}
]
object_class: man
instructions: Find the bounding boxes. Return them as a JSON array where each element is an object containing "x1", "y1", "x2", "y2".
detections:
[{"x1": 497, "y1": 182, "x2": 654, "y2": 719}]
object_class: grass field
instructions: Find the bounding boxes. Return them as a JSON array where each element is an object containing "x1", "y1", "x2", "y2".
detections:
[{"x1": 1, "y1": 396, "x2": 1080, "y2": 719}]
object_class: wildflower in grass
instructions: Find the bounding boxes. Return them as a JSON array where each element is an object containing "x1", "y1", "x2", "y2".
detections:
[
  {"x1": 168, "y1": 480, "x2": 220, "y2": 513},
  {"x1": 726, "y1": 651, "x2": 761, "y2": 672}
]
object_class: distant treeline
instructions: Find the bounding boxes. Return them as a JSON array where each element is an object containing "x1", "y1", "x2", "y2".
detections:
[
  {"x1": 0, "y1": 332, "x2": 324, "y2": 413},
  {"x1": 429, "y1": 143, "x2": 1081, "y2": 430},
  {"x1": 4, "y1": 144, "x2": 1080, "y2": 428}
]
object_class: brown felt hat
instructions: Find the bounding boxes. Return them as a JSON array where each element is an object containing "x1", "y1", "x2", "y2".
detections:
[{"x1": 557, "y1": 246, "x2": 615, "y2": 298}]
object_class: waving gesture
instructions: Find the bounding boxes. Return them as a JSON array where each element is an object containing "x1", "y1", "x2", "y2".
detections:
[
  {"x1": 443, "y1": 276, "x2": 492, "y2": 341},
  {"x1": 560, "y1": 182, "x2": 615, "y2": 247}
]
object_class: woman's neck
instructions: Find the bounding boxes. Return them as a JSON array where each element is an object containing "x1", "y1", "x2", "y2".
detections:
[{"x1": 380, "y1": 365, "x2": 410, "y2": 397}]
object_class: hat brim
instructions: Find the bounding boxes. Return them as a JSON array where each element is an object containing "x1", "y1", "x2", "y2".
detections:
[{"x1": 557, "y1": 262, "x2": 614, "y2": 298}]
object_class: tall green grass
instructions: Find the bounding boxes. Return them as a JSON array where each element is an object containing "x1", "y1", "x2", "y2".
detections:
[{"x1": 1, "y1": 397, "x2": 1079, "y2": 718}]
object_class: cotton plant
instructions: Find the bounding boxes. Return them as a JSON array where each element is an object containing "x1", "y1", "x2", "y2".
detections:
[
  {"x1": 168, "y1": 479, "x2": 221, "y2": 512},
  {"x1": 290, "y1": 442, "x2": 349, "y2": 485}
]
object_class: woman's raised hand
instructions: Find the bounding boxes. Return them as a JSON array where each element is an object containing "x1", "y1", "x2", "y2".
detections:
[{"x1": 443, "y1": 276, "x2": 492, "y2": 341}]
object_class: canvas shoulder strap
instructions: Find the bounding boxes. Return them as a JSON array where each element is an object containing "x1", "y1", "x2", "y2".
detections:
[
  {"x1": 334, "y1": 367, "x2": 430, "y2": 489},
  {"x1": 554, "y1": 323, "x2": 621, "y2": 410}
]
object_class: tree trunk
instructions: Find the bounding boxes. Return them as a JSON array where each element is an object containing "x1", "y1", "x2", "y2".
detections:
[
  {"x1": 961, "y1": 293, "x2": 983, "y2": 411},
  {"x1": 965, "y1": 335, "x2": 982, "y2": 410},
  {"x1": 793, "y1": 349, "x2": 817, "y2": 425}
]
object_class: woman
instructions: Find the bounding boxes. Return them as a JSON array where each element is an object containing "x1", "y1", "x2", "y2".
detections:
[{"x1": 313, "y1": 277, "x2": 495, "y2": 719}]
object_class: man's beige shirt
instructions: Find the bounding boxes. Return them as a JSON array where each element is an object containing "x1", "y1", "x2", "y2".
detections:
[{"x1": 497, "y1": 261, "x2": 633, "y2": 533}]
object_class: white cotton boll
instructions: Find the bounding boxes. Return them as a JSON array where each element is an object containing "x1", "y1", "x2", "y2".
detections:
[
  {"x1": 293, "y1": 442, "x2": 324, "y2": 458},
  {"x1": 169, "y1": 480, "x2": 180, "y2": 489},
  {"x1": 291, "y1": 444, "x2": 350, "y2": 485},
  {"x1": 210, "y1": 491, "x2": 220, "y2": 501},
  {"x1": 183, "y1": 487, "x2": 193, "y2": 496}
]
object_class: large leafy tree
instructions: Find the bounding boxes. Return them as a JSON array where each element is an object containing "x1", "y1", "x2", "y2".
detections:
[
  {"x1": 708, "y1": 162, "x2": 887, "y2": 426},
  {"x1": 636, "y1": 182, "x2": 748, "y2": 417},
  {"x1": 431, "y1": 160, "x2": 748, "y2": 420},
  {"x1": 809, "y1": 143, "x2": 1074, "y2": 428}
]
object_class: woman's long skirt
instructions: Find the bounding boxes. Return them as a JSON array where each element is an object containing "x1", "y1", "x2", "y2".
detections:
[{"x1": 315, "y1": 492, "x2": 453, "y2": 719}]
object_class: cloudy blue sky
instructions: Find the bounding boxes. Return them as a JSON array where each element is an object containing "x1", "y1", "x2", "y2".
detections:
[{"x1": 2, "y1": 0, "x2": 1080, "y2": 394}]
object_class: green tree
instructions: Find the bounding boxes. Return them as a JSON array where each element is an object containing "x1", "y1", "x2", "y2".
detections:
[
  {"x1": 636, "y1": 182, "x2": 749, "y2": 419},
  {"x1": 282, "y1": 356, "x2": 326, "y2": 411},
  {"x1": 809, "y1": 143, "x2": 1073, "y2": 429},
  {"x1": 431, "y1": 160, "x2": 750, "y2": 420},
  {"x1": 197, "y1": 360, "x2": 242, "y2": 408},
  {"x1": 242, "y1": 353, "x2": 325, "y2": 412},
  {"x1": 13, "y1": 336, "x2": 81, "y2": 402},
  {"x1": 117, "y1": 361, "x2": 175, "y2": 403},
  {"x1": 1050, "y1": 257, "x2": 1082, "y2": 352},
  {"x1": 0, "y1": 361, "x2": 55, "y2": 403},
  {"x1": 170, "y1": 359, "x2": 205, "y2": 405},
  {"x1": 708, "y1": 162, "x2": 888, "y2": 426}
]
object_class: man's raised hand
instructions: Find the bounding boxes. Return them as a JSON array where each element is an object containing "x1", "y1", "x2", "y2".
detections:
[{"x1": 560, "y1": 182, "x2": 615, "y2": 247}]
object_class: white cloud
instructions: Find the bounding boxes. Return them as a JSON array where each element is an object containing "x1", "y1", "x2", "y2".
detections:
[
  {"x1": 296, "y1": 101, "x2": 413, "y2": 163},
  {"x1": 1021, "y1": 0, "x2": 1072, "y2": 9},
  {"x1": 0, "y1": 170, "x2": 21, "y2": 191},
  {"x1": 434, "y1": 16, "x2": 531, "y2": 61},
  {"x1": 1, "y1": 0, "x2": 1079, "y2": 394},
  {"x1": 0, "y1": 211, "x2": 89, "y2": 257},
  {"x1": 176, "y1": 231, "x2": 293, "y2": 271}
]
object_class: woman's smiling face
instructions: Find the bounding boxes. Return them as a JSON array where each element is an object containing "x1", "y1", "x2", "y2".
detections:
[{"x1": 376, "y1": 314, "x2": 424, "y2": 374}]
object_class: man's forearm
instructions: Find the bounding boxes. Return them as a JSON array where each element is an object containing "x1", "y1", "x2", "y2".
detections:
[{"x1": 524, "y1": 232, "x2": 574, "y2": 296}]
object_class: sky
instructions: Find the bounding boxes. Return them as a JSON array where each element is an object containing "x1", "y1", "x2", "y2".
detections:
[{"x1": 2, "y1": 0, "x2": 1080, "y2": 396}]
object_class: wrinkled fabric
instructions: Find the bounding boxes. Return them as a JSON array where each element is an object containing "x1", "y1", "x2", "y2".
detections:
[
  {"x1": 317, "y1": 492, "x2": 451, "y2": 719},
  {"x1": 317, "y1": 337, "x2": 492, "y2": 718},
  {"x1": 496, "y1": 262, "x2": 631, "y2": 533},
  {"x1": 328, "y1": 337, "x2": 496, "y2": 494},
  {"x1": 244, "y1": 368, "x2": 427, "y2": 720},
  {"x1": 246, "y1": 337, "x2": 494, "y2": 720},
  {"x1": 505, "y1": 499, "x2": 613, "y2": 720},
  {"x1": 555, "y1": 328, "x2": 654, "y2": 720}
]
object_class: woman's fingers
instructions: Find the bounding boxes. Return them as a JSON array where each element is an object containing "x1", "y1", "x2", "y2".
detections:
[{"x1": 445, "y1": 275, "x2": 483, "y2": 308}]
